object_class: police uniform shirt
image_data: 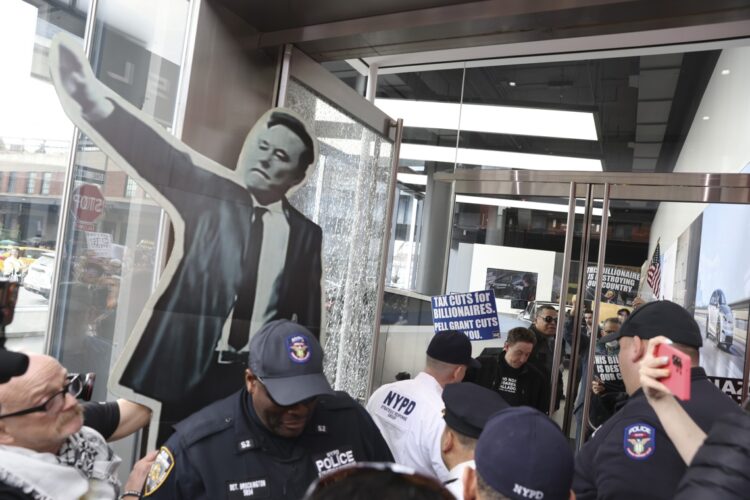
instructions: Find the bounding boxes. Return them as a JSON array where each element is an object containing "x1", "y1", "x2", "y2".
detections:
[
  {"x1": 144, "y1": 389, "x2": 393, "y2": 499},
  {"x1": 573, "y1": 367, "x2": 744, "y2": 500},
  {"x1": 444, "y1": 459, "x2": 474, "y2": 500},
  {"x1": 366, "y1": 372, "x2": 451, "y2": 482}
]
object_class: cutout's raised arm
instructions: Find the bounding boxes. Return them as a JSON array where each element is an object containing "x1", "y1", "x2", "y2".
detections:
[{"x1": 55, "y1": 39, "x2": 114, "y2": 122}]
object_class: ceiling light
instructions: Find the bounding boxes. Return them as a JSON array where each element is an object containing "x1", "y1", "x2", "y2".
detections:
[
  {"x1": 397, "y1": 173, "x2": 428, "y2": 185},
  {"x1": 455, "y1": 195, "x2": 606, "y2": 216},
  {"x1": 400, "y1": 143, "x2": 602, "y2": 171},
  {"x1": 702, "y1": 116, "x2": 710, "y2": 121},
  {"x1": 508, "y1": 81, "x2": 517, "y2": 87},
  {"x1": 395, "y1": 174, "x2": 609, "y2": 216},
  {"x1": 721, "y1": 69, "x2": 730, "y2": 75},
  {"x1": 375, "y1": 99, "x2": 598, "y2": 141}
]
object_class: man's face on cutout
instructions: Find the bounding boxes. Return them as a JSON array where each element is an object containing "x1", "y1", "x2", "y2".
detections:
[{"x1": 241, "y1": 124, "x2": 307, "y2": 200}]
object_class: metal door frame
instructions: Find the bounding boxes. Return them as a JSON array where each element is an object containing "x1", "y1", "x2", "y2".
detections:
[
  {"x1": 275, "y1": 47, "x2": 402, "y2": 398},
  {"x1": 435, "y1": 168, "x2": 750, "y2": 446}
]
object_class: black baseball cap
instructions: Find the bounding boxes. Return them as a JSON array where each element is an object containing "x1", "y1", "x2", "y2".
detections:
[
  {"x1": 599, "y1": 300, "x2": 702, "y2": 348},
  {"x1": 442, "y1": 383, "x2": 509, "y2": 438},
  {"x1": 475, "y1": 407, "x2": 573, "y2": 500},
  {"x1": 427, "y1": 331, "x2": 480, "y2": 368},
  {"x1": 248, "y1": 320, "x2": 334, "y2": 406}
]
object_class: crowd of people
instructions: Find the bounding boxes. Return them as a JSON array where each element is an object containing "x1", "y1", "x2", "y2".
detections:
[{"x1": 1, "y1": 300, "x2": 749, "y2": 499}]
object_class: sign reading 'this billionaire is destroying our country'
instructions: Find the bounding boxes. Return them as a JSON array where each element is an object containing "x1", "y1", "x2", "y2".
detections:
[{"x1": 431, "y1": 290, "x2": 500, "y2": 341}]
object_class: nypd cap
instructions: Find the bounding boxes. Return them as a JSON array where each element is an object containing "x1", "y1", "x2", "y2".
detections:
[
  {"x1": 248, "y1": 319, "x2": 334, "y2": 406},
  {"x1": 442, "y1": 382, "x2": 508, "y2": 438}
]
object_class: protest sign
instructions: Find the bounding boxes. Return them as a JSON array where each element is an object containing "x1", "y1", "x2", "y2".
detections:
[
  {"x1": 586, "y1": 265, "x2": 640, "y2": 306},
  {"x1": 431, "y1": 290, "x2": 500, "y2": 341}
]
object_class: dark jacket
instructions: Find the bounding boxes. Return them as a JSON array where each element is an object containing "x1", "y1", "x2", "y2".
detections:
[
  {"x1": 574, "y1": 367, "x2": 744, "y2": 500},
  {"x1": 148, "y1": 389, "x2": 394, "y2": 500},
  {"x1": 675, "y1": 412, "x2": 750, "y2": 499},
  {"x1": 529, "y1": 325, "x2": 564, "y2": 412},
  {"x1": 493, "y1": 353, "x2": 548, "y2": 412},
  {"x1": 90, "y1": 104, "x2": 322, "y2": 402}
]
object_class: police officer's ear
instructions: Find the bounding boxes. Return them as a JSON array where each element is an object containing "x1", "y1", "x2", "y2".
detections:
[
  {"x1": 440, "y1": 427, "x2": 454, "y2": 454},
  {"x1": 245, "y1": 368, "x2": 259, "y2": 394},
  {"x1": 462, "y1": 466, "x2": 477, "y2": 500},
  {"x1": 631, "y1": 336, "x2": 647, "y2": 362},
  {"x1": 569, "y1": 491, "x2": 577, "y2": 499}
]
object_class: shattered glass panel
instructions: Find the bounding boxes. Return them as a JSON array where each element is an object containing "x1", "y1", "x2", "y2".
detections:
[{"x1": 285, "y1": 78, "x2": 394, "y2": 401}]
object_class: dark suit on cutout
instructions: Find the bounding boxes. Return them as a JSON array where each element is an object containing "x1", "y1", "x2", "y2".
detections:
[{"x1": 92, "y1": 103, "x2": 322, "y2": 403}]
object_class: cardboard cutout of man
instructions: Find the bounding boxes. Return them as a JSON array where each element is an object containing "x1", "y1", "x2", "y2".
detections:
[{"x1": 48, "y1": 35, "x2": 323, "y2": 440}]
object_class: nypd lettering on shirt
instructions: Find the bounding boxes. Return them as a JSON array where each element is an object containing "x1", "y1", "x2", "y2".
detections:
[
  {"x1": 377, "y1": 390, "x2": 417, "y2": 426},
  {"x1": 623, "y1": 423, "x2": 655, "y2": 460},
  {"x1": 313, "y1": 447, "x2": 356, "y2": 476},
  {"x1": 226, "y1": 478, "x2": 270, "y2": 499}
]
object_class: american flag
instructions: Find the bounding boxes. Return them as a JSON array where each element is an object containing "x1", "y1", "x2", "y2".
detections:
[{"x1": 647, "y1": 242, "x2": 661, "y2": 298}]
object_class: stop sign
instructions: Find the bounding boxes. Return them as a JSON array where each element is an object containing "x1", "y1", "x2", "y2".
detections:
[{"x1": 72, "y1": 184, "x2": 105, "y2": 223}]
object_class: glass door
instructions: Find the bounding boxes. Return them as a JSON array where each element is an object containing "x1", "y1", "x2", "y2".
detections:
[
  {"x1": 435, "y1": 169, "x2": 750, "y2": 448},
  {"x1": 277, "y1": 47, "x2": 402, "y2": 401}
]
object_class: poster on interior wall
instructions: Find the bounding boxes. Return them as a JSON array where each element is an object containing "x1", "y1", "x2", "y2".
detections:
[
  {"x1": 694, "y1": 186, "x2": 750, "y2": 381},
  {"x1": 49, "y1": 34, "x2": 324, "y2": 446},
  {"x1": 484, "y1": 268, "x2": 537, "y2": 308},
  {"x1": 707, "y1": 376, "x2": 744, "y2": 405},
  {"x1": 660, "y1": 242, "x2": 677, "y2": 301},
  {"x1": 584, "y1": 265, "x2": 641, "y2": 306},
  {"x1": 431, "y1": 290, "x2": 500, "y2": 341}
]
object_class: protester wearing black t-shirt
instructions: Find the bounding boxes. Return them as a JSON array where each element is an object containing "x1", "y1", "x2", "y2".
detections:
[{"x1": 493, "y1": 327, "x2": 548, "y2": 412}]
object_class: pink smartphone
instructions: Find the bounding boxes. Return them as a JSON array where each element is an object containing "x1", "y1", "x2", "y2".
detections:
[{"x1": 655, "y1": 343, "x2": 691, "y2": 401}]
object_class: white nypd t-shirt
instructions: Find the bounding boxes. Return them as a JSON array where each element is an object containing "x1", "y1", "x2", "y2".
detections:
[{"x1": 366, "y1": 372, "x2": 450, "y2": 482}]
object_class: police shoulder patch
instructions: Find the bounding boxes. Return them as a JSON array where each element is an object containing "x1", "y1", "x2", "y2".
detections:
[
  {"x1": 144, "y1": 446, "x2": 175, "y2": 496},
  {"x1": 623, "y1": 422, "x2": 655, "y2": 460}
]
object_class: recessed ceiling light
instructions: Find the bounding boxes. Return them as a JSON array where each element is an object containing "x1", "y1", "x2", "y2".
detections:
[
  {"x1": 509, "y1": 81, "x2": 517, "y2": 87},
  {"x1": 399, "y1": 143, "x2": 603, "y2": 171},
  {"x1": 721, "y1": 69, "x2": 731, "y2": 75},
  {"x1": 375, "y1": 98, "x2": 598, "y2": 141},
  {"x1": 702, "y1": 116, "x2": 710, "y2": 121}
]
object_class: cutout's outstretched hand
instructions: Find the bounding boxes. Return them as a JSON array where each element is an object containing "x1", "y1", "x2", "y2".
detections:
[{"x1": 50, "y1": 35, "x2": 114, "y2": 121}]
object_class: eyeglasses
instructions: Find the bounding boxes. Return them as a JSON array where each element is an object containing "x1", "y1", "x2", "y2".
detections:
[
  {"x1": 303, "y1": 462, "x2": 454, "y2": 499},
  {"x1": 0, "y1": 374, "x2": 84, "y2": 420},
  {"x1": 539, "y1": 316, "x2": 558, "y2": 323}
]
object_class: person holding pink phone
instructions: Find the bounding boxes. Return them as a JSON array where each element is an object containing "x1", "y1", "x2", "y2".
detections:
[
  {"x1": 573, "y1": 301, "x2": 744, "y2": 500},
  {"x1": 640, "y1": 336, "x2": 750, "y2": 499}
]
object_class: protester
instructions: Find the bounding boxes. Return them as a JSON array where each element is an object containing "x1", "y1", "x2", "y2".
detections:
[
  {"x1": 367, "y1": 330, "x2": 478, "y2": 481},
  {"x1": 0, "y1": 354, "x2": 155, "y2": 499},
  {"x1": 639, "y1": 336, "x2": 750, "y2": 499},
  {"x1": 144, "y1": 319, "x2": 392, "y2": 499},
  {"x1": 491, "y1": 327, "x2": 547, "y2": 411},
  {"x1": 573, "y1": 301, "x2": 744, "y2": 499},
  {"x1": 573, "y1": 317, "x2": 626, "y2": 444},
  {"x1": 440, "y1": 382, "x2": 508, "y2": 499},
  {"x1": 528, "y1": 305, "x2": 563, "y2": 412},
  {"x1": 463, "y1": 407, "x2": 574, "y2": 500}
]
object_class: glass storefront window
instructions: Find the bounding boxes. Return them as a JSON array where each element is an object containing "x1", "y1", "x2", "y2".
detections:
[
  {"x1": 1, "y1": 0, "x2": 88, "y2": 353},
  {"x1": 48, "y1": 0, "x2": 190, "y2": 409}
]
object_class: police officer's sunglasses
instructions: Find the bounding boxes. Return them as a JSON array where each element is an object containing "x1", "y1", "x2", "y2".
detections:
[
  {"x1": 0, "y1": 372, "x2": 95, "y2": 420},
  {"x1": 303, "y1": 462, "x2": 454, "y2": 499}
]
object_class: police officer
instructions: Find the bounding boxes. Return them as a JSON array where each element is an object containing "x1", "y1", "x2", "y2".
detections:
[
  {"x1": 573, "y1": 301, "x2": 745, "y2": 499},
  {"x1": 441, "y1": 383, "x2": 508, "y2": 499},
  {"x1": 366, "y1": 330, "x2": 479, "y2": 482},
  {"x1": 143, "y1": 319, "x2": 393, "y2": 499},
  {"x1": 464, "y1": 407, "x2": 574, "y2": 500}
]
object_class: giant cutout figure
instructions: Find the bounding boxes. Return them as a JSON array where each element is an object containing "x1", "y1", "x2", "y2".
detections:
[{"x1": 49, "y1": 35, "x2": 323, "y2": 442}]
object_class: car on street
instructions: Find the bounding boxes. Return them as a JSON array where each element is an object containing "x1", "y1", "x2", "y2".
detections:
[
  {"x1": 23, "y1": 252, "x2": 55, "y2": 299},
  {"x1": 707, "y1": 289, "x2": 734, "y2": 350}
]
